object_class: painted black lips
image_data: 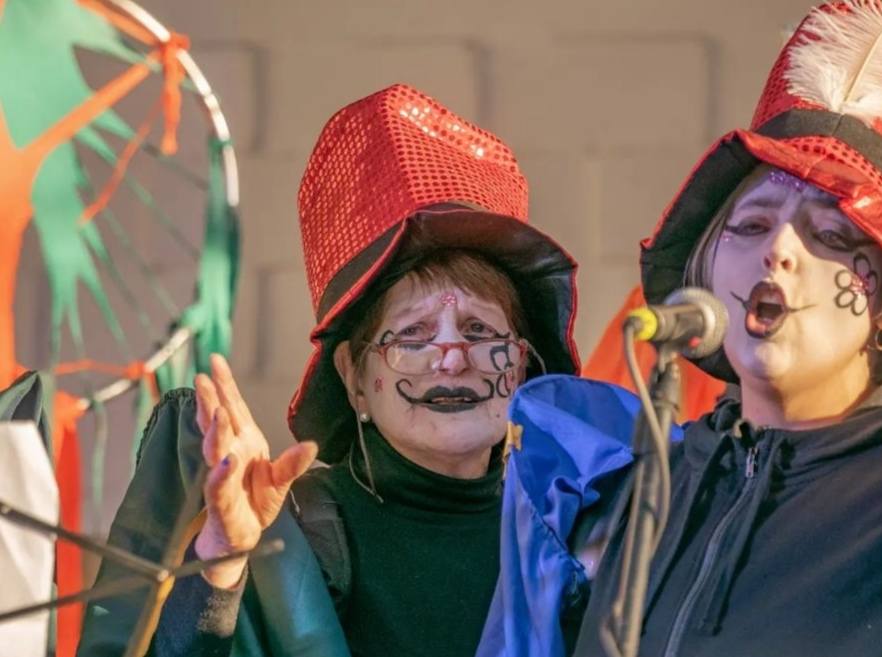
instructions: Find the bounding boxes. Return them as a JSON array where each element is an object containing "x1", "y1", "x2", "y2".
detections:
[
  {"x1": 395, "y1": 382, "x2": 494, "y2": 413},
  {"x1": 731, "y1": 281, "x2": 812, "y2": 339}
]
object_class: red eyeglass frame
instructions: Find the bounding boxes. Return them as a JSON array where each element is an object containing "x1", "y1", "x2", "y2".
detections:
[{"x1": 365, "y1": 338, "x2": 529, "y2": 375}]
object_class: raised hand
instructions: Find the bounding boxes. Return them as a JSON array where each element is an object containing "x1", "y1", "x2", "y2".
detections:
[{"x1": 193, "y1": 354, "x2": 317, "y2": 588}]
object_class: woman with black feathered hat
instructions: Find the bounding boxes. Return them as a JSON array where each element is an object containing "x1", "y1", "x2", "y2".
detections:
[{"x1": 568, "y1": 2, "x2": 882, "y2": 655}]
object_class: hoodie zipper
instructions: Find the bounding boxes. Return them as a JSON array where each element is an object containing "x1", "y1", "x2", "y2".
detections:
[{"x1": 660, "y1": 445, "x2": 759, "y2": 657}]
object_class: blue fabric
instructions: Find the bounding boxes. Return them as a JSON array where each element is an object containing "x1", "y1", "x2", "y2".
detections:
[{"x1": 477, "y1": 375, "x2": 683, "y2": 657}]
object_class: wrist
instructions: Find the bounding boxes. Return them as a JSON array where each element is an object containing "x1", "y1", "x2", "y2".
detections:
[{"x1": 194, "y1": 527, "x2": 248, "y2": 589}]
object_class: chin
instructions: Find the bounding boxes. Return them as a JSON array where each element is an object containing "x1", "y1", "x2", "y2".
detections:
[
  {"x1": 434, "y1": 425, "x2": 503, "y2": 451},
  {"x1": 730, "y1": 341, "x2": 795, "y2": 384}
]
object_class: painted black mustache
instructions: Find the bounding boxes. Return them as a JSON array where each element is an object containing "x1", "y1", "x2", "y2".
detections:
[{"x1": 395, "y1": 381, "x2": 495, "y2": 405}]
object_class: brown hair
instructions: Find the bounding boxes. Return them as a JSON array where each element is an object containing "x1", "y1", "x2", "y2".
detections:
[{"x1": 347, "y1": 249, "x2": 527, "y2": 367}]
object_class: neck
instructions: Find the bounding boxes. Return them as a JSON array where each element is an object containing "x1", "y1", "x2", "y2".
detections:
[
  {"x1": 740, "y1": 360, "x2": 876, "y2": 430},
  {"x1": 384, "y1": 440, "x2": 493, "y2": 479}
]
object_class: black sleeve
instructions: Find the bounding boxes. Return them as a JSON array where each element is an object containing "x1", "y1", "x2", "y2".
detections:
[
  {"x1": 149, "y1": 542, "x2": 247, "y2": 657},
  {"x1": 289, "y1": 468, "x2": 352, "y2": 618},
  {"x1": 77, "y1": 389, "x2": 207, "y2": 657}
]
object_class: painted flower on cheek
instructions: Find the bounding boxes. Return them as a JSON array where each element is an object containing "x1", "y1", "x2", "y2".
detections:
[{"x1": 834, "y1": 253, "x2": 879, "y2": 316}]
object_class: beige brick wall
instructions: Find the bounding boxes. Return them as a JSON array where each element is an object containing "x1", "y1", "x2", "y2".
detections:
[
  {"x1": 14, "y1": 0, "x2": 817, "y2": 531},
  {"x1": 194, "y1": 0, "x2": 811, "y2": 456}
]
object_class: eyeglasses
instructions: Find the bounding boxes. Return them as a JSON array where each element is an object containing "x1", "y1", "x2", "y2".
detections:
[{"x1": 367, "y1": 338, "x2": 530, "y2": 376}]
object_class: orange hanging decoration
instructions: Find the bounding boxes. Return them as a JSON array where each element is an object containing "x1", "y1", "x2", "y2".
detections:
[
  {"x1": 52, "y1": 391, "x2": 86, "y2": 657},
  {"x1": 80, "y1": 97, "x2": 164, "y2": 224},
  {"x1": 158, "y1": 32, "x2": 189, "y2": 155}
]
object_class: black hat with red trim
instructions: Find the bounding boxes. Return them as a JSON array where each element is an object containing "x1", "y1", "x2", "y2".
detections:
[{"x1": 641, "y1": 0, "x2": 882, "y2": 381}]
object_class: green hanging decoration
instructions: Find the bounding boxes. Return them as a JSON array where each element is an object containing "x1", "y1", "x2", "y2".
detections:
[{"x1": 180, "y1": 137, "x2": 240, "y2": 374}]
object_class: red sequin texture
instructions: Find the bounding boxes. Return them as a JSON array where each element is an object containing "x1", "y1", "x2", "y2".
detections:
[
  {"x1": 297, "y1": 84, "x2": 529, "y2": 313},
  {"x1": 783, "y1": 136, "x2": 882, "y2": 190},
  {"x1": 750, "y1": 51, "x2": 819, "y2": 129}
]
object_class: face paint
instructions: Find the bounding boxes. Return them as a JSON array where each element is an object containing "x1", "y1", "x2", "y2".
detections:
[
  {"x1": 834, "y1": 253, "x2": 879, "y2": 317},
  {"x1": 374, "y1": 377, "x2": 384, "y2": 393},
  {"x1": 489, "y1": 340, "x2": 517, "y2": 398},
  {"x1": 494, "y1": 370, "x2": 518, "y2": 398},
  {"x1": 357, "y1": 278, "x2": 519, "y2": 469},
  {"x1": 768, "y1": 169, "x2": 809, "y2": 193},
  {"x1": 711, "y1": 169, "x2": 882, "y2": 397},
  {"x1": 439, "y1": 291, "x2": 458, "y2": 307},
  {"x1": 489, "y1": 340, "x2": 515, "y2": 372},
  {"x1": 394, "y1": 378, "x2": 495, "y2": 413},
  {"x1": 730, "y1": 283, "x2": 814, "y2": 339}
]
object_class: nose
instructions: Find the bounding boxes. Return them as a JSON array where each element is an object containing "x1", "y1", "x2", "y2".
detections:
[
  {"x1": 435, "y1": 344, "x2": 469, "y2": 375},
  {"x1": 432, "y1": 312, "x2": 471, "y2": 375},
  {"x1": 763, "y1": 223, "x2": 800, "y2": 274}
]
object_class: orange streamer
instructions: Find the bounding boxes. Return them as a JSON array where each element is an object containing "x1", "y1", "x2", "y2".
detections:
[
  {"x1": 55, "y1": 357, "x2": 147, "y2": 379},
  {"x1": 81, "y1": 98, "x2": 163, "y2": 224},
  {"x1": 582, "y1": 285, "x2": 726, "y2": 422},
  {"x1": 77, "y1": 0, "x2": 190, "y2": 153},
  {"x1": 158, "y1": 33, "x2": 189, "y2": 155},
  {"x1": 53, "y1": 392, "x2": 86, "y2": 657}
]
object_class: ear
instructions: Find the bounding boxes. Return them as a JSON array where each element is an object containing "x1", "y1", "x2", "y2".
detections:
[{"x1": 333, "y1": 341, "x2": 365, "y2": 412}]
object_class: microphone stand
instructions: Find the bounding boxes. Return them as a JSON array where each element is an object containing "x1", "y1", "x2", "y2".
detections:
[{"x1": 602, "y1": 342, "x2": 681, "y2": 657}]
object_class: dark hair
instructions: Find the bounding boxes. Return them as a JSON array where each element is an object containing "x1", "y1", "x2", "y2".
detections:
[
  {"x1": 683, "y1": 166, "x2": 768, "y2": 290},
  {"x1": 347, "y1": 249, "x2": 527, "y2": 367}
]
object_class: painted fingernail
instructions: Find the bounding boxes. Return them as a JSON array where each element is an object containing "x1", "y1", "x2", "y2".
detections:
[{"x1": 222, "y1": 455, "x2": 231, "y2": 467}]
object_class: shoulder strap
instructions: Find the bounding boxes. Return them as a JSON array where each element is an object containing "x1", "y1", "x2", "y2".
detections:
[{"x1": 290, "y1": 467, "x2": 352, "y2": 616}]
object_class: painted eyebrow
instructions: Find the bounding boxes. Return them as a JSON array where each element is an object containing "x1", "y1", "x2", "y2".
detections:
[
  {"x1": 733, "y1": 197, "x2": 780, "y2": 212},
  {"x1": 810, "y1": 207, "x2": 875, "y2": 240}
]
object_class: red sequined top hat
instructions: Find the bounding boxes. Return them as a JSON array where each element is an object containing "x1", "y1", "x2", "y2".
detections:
[
  {"x1": 288, "y1": 84, "x2": 579, "y2": 462},
  {"x1": 641, "y1": 0, "x2": 882, "y2": 381}
]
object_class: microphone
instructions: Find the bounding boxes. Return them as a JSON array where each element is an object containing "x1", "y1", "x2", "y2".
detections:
[{"x1": 626, "y1": 287, "x2": 728, "y2": 358}]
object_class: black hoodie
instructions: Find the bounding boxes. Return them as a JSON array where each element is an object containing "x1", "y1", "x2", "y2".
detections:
[{"x1": 573, "y1": 398, "x2": 882, "y2": 657}]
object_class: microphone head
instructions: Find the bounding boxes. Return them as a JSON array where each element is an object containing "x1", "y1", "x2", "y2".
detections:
[{"x1": 663, "y1": 287, "x2": 729, "y2": 358}]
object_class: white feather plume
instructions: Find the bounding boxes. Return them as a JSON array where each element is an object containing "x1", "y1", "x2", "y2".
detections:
[{"x1": 786, "y1": 0, "x2": 882, "y2": 125}]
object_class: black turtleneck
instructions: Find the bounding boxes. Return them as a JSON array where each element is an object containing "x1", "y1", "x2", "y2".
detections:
[{"x1": 291, "y1": 425, "x2": 503, "y2": 657}]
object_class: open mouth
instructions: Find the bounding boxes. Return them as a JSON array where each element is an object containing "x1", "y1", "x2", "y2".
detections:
[
  {"x1": 732, "y1": 282, "x2": 806, "y2": 339},
  {"x1": 397, "y1": 383, "x2": 494, "y2": 413}
]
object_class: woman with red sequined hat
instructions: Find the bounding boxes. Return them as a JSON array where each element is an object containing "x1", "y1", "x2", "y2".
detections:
[
  {"x1": 288, "y1": 83, "x2": 579, "y2": 467},
  {"x1": 566, "y1": 2, "x2": 882, "y2": 656},
  {"x1": 278, "y1": 84, "x2": 578, "y2": 657},
  {"x1": 80, "y1": 83, "x2": 579, "y2": 657}
]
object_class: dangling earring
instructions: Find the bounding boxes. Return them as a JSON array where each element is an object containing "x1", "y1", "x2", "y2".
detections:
[
  {"x1": 349, "y1": 409, "x2": 383, "y2": 503},
  {"x1": 873, "y1": 328, "x2": 882, "y2": 352}
]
